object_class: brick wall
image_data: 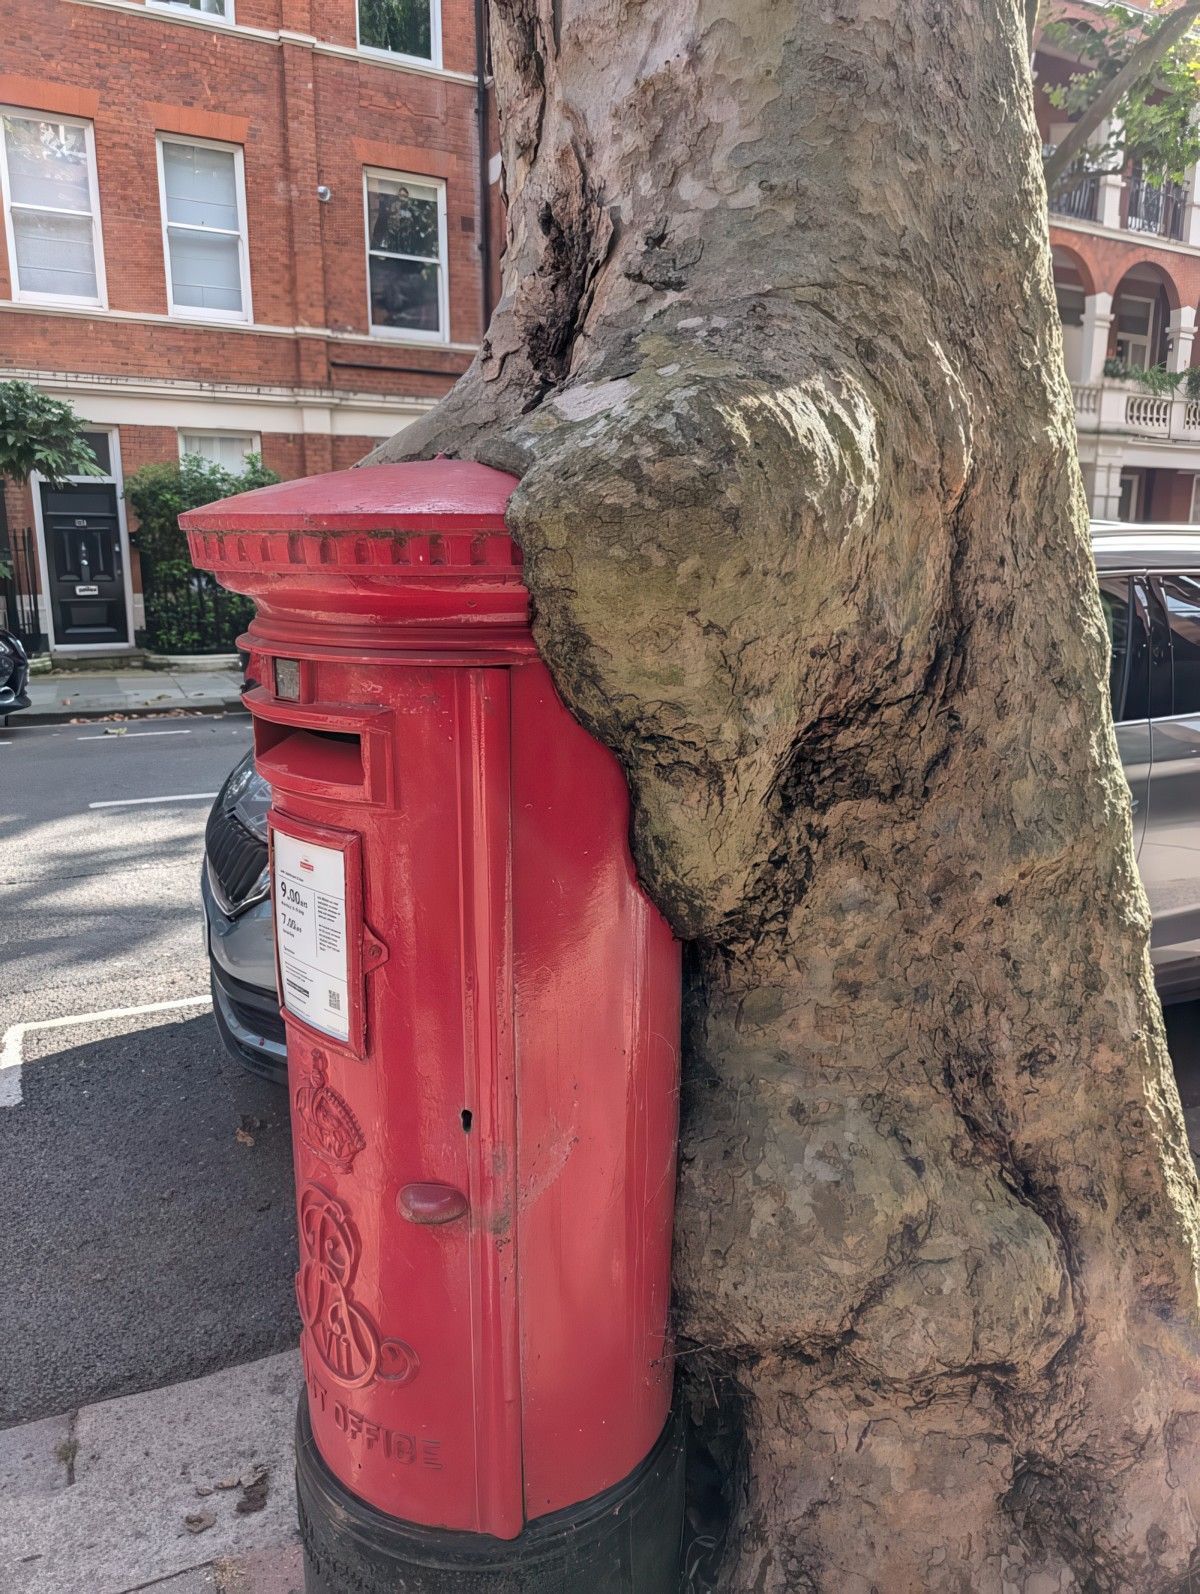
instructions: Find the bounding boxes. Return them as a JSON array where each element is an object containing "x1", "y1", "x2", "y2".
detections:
[
  {"x1": 0, "y1": 0, "x2": 495, "y2": 647},
  {"x1": 1, "y1": 0, "x2": 487, "y2": 385},
  {"x1": 0, "y1": 0, "x2": 488, "y2": 394}
]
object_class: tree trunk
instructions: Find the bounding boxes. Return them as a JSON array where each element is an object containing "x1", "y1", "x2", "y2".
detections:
[{"x1": 369, "y1": 3, "x2": 1200, "y2": 1587}]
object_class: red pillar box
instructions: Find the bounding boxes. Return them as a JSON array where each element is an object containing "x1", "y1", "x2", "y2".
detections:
[{"x1": 183, "y1": 462, "x2": 684, "y2": 1593}]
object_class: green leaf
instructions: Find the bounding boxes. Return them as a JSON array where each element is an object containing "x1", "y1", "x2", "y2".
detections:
[{"x1": 0, "y1": 381, "x2": 102, "y2": 487}]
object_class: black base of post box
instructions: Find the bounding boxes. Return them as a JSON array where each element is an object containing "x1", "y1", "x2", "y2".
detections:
[{"x1": 295, "y1": 1396, "x2": 686, "y2": 1594}]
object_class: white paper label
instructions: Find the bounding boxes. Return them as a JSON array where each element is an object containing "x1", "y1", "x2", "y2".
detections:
[{"x1": 273, "y1": 831, "x2": 350, "y2": 1043}]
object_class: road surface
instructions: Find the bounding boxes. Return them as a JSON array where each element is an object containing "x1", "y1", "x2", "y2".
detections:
[{"x1": 0, "y1": 716, "x2": 297, "y2": 1427}]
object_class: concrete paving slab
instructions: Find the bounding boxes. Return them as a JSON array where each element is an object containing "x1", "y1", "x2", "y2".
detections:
[
  {"x1": 135, "y1": 1571, "x2": 217, "y2": 1592},
  {"x1": 122, "y1": 1540, "x2": 304, "y2": 1594},
  {"x1": 0, "y1": 1412, "x2": 73, "y2": 1500},
  {"x1": 0, "y1": 1351, "x2": 303, "y2": 1594},
  {"x1": 212, "y1": 1541, "x2": 304, "y2": 1594}
]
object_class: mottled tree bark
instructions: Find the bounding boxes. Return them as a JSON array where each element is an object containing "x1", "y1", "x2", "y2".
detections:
[{"x1": 369, "y1": 4, "x2": 1200, "y2": 1588}]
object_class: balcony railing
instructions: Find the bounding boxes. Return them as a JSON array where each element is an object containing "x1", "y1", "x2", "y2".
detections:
[
  {"x1": 1126, "y1": 172, "x2": 1187, "y2": 240},
  {"x1": 1072, "y1": 379, "x2": 1200, "y2": 442},
  {"x1": 1045, "y1": 146, "x2": 1194, "y2": 241},
  {"x1": 1049, "y1": 171, "x2": 1099, "y2": 223}
]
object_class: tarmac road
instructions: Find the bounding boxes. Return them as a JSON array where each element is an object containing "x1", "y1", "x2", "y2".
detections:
[{"x1": 0, "y1": 716, "x2": 298, "y2": 1427}]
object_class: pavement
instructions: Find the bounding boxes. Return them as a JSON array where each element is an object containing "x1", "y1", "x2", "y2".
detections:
[
  {"x1": 1, "y1": 716, "x2": 301, "y2": 1591},
  {"x1": 16, "y1": 665, "x2": 244, "y2": 725},
  {"x1": 0, "y1": 1353, "x2": 304, "y2": 1594}
]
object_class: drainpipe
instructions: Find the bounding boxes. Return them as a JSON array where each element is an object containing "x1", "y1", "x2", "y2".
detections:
[{"x1": 474, "y1": 0, "x2": 494, "y2": 334}]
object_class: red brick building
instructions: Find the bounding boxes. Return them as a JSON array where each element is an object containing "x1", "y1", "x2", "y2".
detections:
[
  {"x1": 1038, "y1": 3, "x2": 1200, "y2": 523},
  {"x1": 0, "y1": 0, "x2": 497, "y2": 655}
]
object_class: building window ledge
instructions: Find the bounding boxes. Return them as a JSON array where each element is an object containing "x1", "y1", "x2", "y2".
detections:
[
  {"x1": 0, "y1": 297, "x2": 479, "y2": 353},
  {"x1": 62, "y1": 0, "x2": 478, "y2": 84}
]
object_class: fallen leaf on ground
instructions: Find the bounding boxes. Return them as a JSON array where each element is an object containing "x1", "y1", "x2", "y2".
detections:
[
  {"x1": 184, "y1": 1511, "x2": 215, "y2": 1534},
  {"x1": 234, "y1": 1128, "x2": 255, "y2": 1147},
  {"x1": 236, "y1": 1464, "x2": 269, "y2": 1515},
  {"x1": 194, "y1": 1484, "x2": 213, "y2": 1497},
  {"x1": 215, "y1": 1475, "x2": 240, "y2": 1490}
]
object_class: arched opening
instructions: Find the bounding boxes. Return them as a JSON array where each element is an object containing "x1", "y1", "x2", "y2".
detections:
[
  {"x1": 1052, "y1": 246, "x2": 1095, "y2": 382},
  {"x1": 1110, "y1": 262, "x2": 1179, "y2": 372}
]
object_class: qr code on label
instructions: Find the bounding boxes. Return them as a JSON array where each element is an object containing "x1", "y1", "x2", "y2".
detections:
[{"x1": 328, "y1": 989, "x2": 341, "y2": 1013}]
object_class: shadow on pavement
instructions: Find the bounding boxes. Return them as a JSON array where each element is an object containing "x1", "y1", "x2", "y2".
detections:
[{"x1": 0, "y1": 1013, "x2": 296, "y2": 1429}]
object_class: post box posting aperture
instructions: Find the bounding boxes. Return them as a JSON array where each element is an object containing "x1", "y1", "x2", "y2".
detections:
[{"x1": 183, "y1": 462, "x2": 684, "y2": 1592}]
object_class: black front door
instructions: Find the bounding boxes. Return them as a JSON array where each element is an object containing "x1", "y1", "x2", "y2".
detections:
[{"x1": 41, "y1": 480, "x2": 128, "y2": 647}]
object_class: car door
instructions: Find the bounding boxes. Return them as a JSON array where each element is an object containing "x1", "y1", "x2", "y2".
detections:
[
  {"x1": 1141, "y1": 571, "x2": 1200, "y2": 983},
  {"x1": 1098, "y1": 573, "x2": 1151, "y2": 855}
]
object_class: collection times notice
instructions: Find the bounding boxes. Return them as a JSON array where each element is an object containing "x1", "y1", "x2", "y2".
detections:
[{"x1": 273, "y1": 831, "x2": 351, "y2": 1043}]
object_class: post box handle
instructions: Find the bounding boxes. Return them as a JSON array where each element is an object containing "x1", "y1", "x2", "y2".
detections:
[{"x1": 397, "y1": 1183, "x2": 469, "y2": 1225}]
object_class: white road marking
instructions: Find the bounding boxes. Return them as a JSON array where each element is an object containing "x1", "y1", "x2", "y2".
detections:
[
  {"x1": 78, "y1": 729, "x2": 192, "y2": 741},
  {"x1": 0, "y1": 994, "x2": 212, "y2": 1108},
  {"x1": 88, "y1": 791, "x2": 218, "y2": 808}
]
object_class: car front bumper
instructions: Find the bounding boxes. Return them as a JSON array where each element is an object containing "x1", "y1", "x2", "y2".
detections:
[{"x1": 201, "y1": 866, "x2": 287, "y2": 1085}]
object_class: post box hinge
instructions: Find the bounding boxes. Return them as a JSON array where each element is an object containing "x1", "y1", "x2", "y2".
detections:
[{"x1": 363, "y1": 925, "x2": 389, "y2": 971}]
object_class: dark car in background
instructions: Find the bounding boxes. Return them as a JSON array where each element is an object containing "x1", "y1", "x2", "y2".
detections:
[
  {"x1": 201, "y1": 751, "x2": 287, "y2": 1083},
  {"x1": 0, "y1": 629, "x2": 30, "y2": 718}
]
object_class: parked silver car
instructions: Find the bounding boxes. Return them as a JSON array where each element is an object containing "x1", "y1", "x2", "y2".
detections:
[{"x1": 1095, "y1": 522, "x2": 1200, "y2": 1002}]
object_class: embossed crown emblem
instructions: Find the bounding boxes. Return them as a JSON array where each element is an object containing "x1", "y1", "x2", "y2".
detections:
[{"x1": 294, "y1": 1053, "x2": 366, "y2": 1173}]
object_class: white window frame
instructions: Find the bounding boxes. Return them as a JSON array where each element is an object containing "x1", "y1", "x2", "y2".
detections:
[
  {"x1": 155, "y1": 132, "x2": 252, "y2": 324},
  {"x1": 177, "y1": 429, "x2": 261, "y2": 469},
  {"x1": 363, "y1": 167, "x2": 448, "y2": 345},
  {"x1": 0, "y1": 108, "x2": 108, "y2": 309},
  {"x1": 1114, "y1": 291, "x2": 1158, "y2": 372},
  {"x1": 356, "y1": 0, "x2": 442, "y2": 73},
  {"x1": 147, "y1": 0, "x2": 235, "y2": 25}
]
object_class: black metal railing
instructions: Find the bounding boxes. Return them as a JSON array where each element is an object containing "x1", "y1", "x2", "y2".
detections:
[
  {"x1": 1126, "y1": 171, "x2": 1187, "y2": 240},
  {"x1": 138, "y1": 563, "x2": 253, "y2": 656},
  {"x1": 0, "y1": 525, "x2": 47, "y2": 655},
  {"x1": 1049, "y1": 170, "x2": 1100, "y2": 222}
]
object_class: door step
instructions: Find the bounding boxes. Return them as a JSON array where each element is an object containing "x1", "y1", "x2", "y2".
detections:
[{"x1": 44, "y1": 649, "x2": 149, "y2": 673}]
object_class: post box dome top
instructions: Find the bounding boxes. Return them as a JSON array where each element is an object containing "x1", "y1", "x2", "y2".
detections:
[{"x1": 180, "y1": 459, "x2": 518, "y2": 536}]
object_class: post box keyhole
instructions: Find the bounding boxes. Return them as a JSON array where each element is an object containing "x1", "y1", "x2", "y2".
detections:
[{"x1": 461, "y1": 1109, "x2": 472, "y2": 1132}]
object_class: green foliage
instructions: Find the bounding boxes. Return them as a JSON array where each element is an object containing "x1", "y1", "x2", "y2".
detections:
[
  {"x1": 125, "y1": 452, "x2": 278, "y2": 577},
  {"x1": 1043, "y1": 4, "x2": 1200, "y2": 181},
  {"x1": 0, "y1": 381, "x2": 101, "y2": 487},
  {"x1": 357, "y1": 0, "x2": 431, "y2": 58},
  {"x1": 1099, "y1": 358, "x2": 1200, "y2": 398},
  {"x1": 124, "y1": 452, "x2": 278, "y2": 654}
]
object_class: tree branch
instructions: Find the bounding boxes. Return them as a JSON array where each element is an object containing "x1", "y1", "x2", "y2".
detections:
[{"x1": 1042, "y1": 0, "x2": 1200, "y2": 188}]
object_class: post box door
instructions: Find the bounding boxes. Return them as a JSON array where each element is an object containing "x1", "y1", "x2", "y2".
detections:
[{"x1": 281, "y1": 663, "x2": 523, "y2": 1538}]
